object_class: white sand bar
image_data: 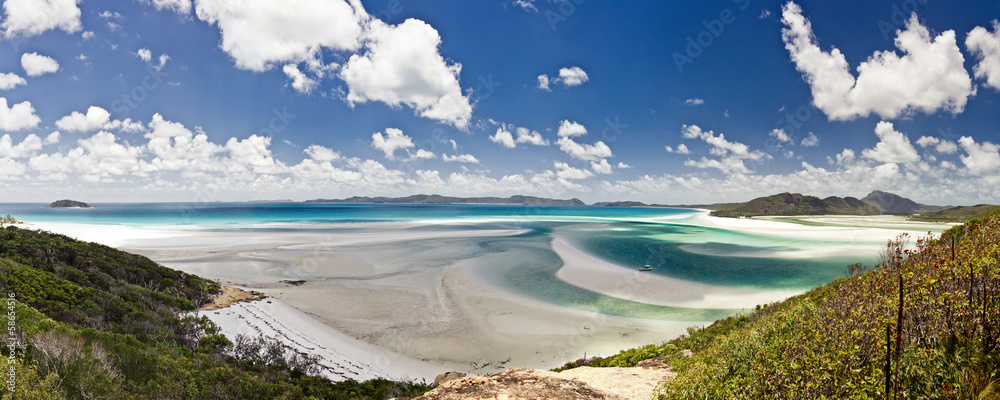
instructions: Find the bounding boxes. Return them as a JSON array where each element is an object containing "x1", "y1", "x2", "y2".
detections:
[{"x1": 552, "y1": 237, "x2": 800, "y2": 309}]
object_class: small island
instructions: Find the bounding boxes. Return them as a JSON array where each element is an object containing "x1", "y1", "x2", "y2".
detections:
[{"x1": 47, "y1": 199, "x2": 93, "y2": 208}]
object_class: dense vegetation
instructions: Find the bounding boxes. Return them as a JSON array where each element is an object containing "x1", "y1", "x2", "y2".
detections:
[
  {"x1": 0, "y1": 226, "x2": 431, "y2": 399},
  {"x1": 562, "y1": 209, "x2": 1000, "y2": 398},
  {"x1": 910, "y1": 204, "x2": 1000, "y2": 223},
  {"x1": 710, "y1": 192, "x2": 881, "y2": 218},
  {"x1": 47, "y1": 200, "x2": 92, "y2": 208}
]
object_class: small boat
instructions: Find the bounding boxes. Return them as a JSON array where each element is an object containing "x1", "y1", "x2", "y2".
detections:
[{"x1": 639, "y1": 264, "x2": 652, "y2": 271}]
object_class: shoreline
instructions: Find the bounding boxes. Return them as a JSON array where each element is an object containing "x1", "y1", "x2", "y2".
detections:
[
  {"x1": 200, "y1": 290, "x2": 442, "y2": 382},
  {"x1": 16, "y1": 214, "x2": 947, "y2": 381}
]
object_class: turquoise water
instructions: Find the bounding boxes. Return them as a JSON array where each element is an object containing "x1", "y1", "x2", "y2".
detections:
[
  {"x1": 0, "y1": 202, "x2": 890, "y2": 321},
  {"x1": 0, "y1": 202, "x2": 693, "y2": 226}
]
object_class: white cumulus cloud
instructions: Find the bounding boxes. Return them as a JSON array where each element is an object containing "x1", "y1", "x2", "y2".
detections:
[
  {"x1": 1, "y1": 0, "x2": 81, "y2": 38},
  {"x1": 684, "y1": 98, "x2": 705, "y2": 106},
  {"x1": 136, "y1": 48, "x2": 153, "y2": 62},
  {"x1": 558, "y1": 66, "x2": 589, "y2": 87},
  {"x1": 536, "y1": 67, "x2": 589, "y2": 90},
  {"x1": 681, "y1": 124, "x2": 767, "y2": 160},
  {"x1": 489, "y1": 127, "x2": 516, "y2": 149},
  {"x1": 536, "y1": 74, "x2": 550, "y2": 91},
  {"x1": 283, "y1": 64, "x2": 317, "y2": 94},
  {"x1": 769, "y1": 128, "x2": 792, "y2": 143},
  {"x1": 194, "y1": 0, "x2": 363, "y2": 71},
  {"x1": 967, "y1": 20, "x2": 1000, "y2": 91},
  {"x1": 0, "y1": 98, "x2": 41, "y2": 131},
  {"x1": 665, "y1": 144, "x2": 691, "y2": 154},
  {"x1": 371, "y1": 127, "x2": 414, "y2": 160},
  {"x1": 142, "y1": 0, "x2": 192, "y2": 15},
  {"x1": 781, "y1": 1, "x2": 972, "y2": 120},
  {"x1": 0, "y1": 133, "x2": 43, "y2": 158},
  {"x1": 490, "y1": 124, "x2": 549, "y2": 148},
  {"x1": 861, "y1": 121, "x2": 919, "y2": 163},
  {"x1": 341, "y1": 18, "x2": 472, "y2": 129},
  {"x1": 0, "y1": 73, "x2": 26, "y2": 90},
  {"x1": 554, "y1": 161, "x2": 593, "y2": 180},
  {"x1": 21, "y1": 53, "x2": 60, "y2": 77},
  {"x1": 557, "y1": 120, "x2": 587, "y2": 138},
  {"x1": 195, "y1": 0, "x2": 471, "y2": 128},
  {"x1": 443, "y1": 154, "x2": 479, "y2": 164},
  {"x1": 958, "y1": 136, "x2": 1000, "y2": 176},
  {"x1": 55, "y1": 106, "x2": 112, "y2": 132},
  {"x1": 679, "y1": 125, "x2": 769, "y2": 175},
  {"x1": 408, "y1": 149, "x2": 436, "y2": 161},
  {"x1": 304, "y1": 144, "x2": 340, "y2": 161},
  {"x1": 916, "y1": 136, "x2": 958, "y2": 154},
  {"x1": 557, "y1": 137, "x2": 612, "y2": 162},
  {"x1": 801, "y1": 132, "x2": 820, "y2": 147},
  {"x1": 44, "y1": 131, "x2": 60, "y2": 144},
  {"x1": 591, "y1": 159, "x2": 613, "y2": 174}
]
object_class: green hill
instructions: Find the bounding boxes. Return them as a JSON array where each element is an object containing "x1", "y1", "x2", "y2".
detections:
[
  {"x1": 709, "y1": 192, "x2": 880, "y2": 218},
  {"x1": 910, "y1": 204, "x2": 1000, "y2": 222},
  {"x1": 557, "y1": 209, "x2": 1000, "y2": 399},
  {"x1": 861, "y1": 190, "x2": 944, "y2": 214},
  {"x1": 0, "y1": 226, "x2": 430, "y2": 399}
]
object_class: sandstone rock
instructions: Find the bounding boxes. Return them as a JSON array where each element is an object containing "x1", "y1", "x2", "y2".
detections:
[
  {"x1": 404, "y1": 366, "x2": 675, "y2": 400},
  {"x1": 434, "y1": 371, "x2": 466, "y2": 387}
]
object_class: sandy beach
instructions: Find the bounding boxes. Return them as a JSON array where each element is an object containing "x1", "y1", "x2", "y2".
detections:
[{"x1": 22, "y1": 213, "x2": 945, "y2": 381}]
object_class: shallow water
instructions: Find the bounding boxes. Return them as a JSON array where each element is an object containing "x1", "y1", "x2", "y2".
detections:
[{"x1": 1, "y1": 202, "x2": 946, "y2": 322}]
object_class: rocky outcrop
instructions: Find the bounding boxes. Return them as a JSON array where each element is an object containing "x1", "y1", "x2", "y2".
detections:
[
  {"x1": 433, "y1": 371, "x2": 466, "y2": 387},
  {"x1": 403, "y1": 361, "x2": 675, "y2": 400}
]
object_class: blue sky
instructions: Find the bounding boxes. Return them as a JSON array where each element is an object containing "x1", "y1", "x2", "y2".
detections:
[{"x1": 1, "y1": 0, "x2": 999, "y2": 204}]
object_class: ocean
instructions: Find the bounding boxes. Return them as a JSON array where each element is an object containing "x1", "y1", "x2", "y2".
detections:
[{"x1": 0, "y1": 202, "x2": 941, "y2": 323}]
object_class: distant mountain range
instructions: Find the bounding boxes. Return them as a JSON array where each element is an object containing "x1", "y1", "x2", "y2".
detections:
[
  {"x1": 304, "y1": 192, "x2": 997, "y2": 222},
  {"x1": 306, "y1": 194, "x2": 585, "y2": 206}
]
